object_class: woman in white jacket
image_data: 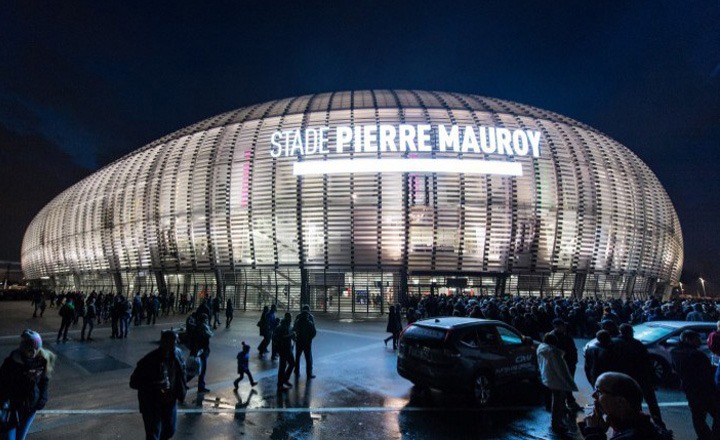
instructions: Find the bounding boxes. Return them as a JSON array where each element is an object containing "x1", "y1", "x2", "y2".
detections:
[{"x1": 537, "y1": 332, "x2": 578, "y2": 436}]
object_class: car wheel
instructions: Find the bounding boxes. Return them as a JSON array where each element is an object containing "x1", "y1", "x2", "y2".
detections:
[
  {"x1": 650, "y1": 356, "x2": 670, "y2": 383},
  {"x1": 472, "y1": 372, "x2": 493, "y2": 406}
]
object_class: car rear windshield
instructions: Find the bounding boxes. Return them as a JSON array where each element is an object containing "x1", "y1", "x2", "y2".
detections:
[
  {"x1": 633, "y1": 323, "x2": 674, "y2": 343},
  {"x1": 403, "y1": 325, "x2": 448, "y2": 347}
]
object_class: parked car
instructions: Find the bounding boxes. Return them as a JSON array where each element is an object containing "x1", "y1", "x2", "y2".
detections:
[
  {"x1": 583, "y1": 321, "x2": 717, "y2": 384},
  {"x1": 397, "y1": 317, "x2": 539, "y2": 406}
]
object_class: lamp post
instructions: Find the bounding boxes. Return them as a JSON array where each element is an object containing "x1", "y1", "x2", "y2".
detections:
[
  {"x1": 699, "y1": 277, "x2": 707, "y2": 297},
  {"x1": 679, "y1": 281, "x2": 684, "y2": 295}
]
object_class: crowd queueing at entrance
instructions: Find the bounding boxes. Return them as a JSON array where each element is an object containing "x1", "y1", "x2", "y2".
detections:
[{"x1": 8, "y1": 289, "x2": 720, "y2": 439}]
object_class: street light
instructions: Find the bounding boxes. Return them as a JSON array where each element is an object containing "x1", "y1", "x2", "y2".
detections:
[
  {"x1": 679, "y1": 281, "x2": 684, "y2": 295},
  {"x1": 699, "y1": 277, "x2": 706, "y2": 297}
]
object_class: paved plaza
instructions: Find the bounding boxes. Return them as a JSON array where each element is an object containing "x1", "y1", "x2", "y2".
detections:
[{"x1": 0, "y1": 301, "x2": 699, "y2": 439}]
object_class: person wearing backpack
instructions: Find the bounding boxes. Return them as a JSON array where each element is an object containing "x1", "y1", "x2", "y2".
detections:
[
  {"x1": 130, "y1": 330, "x2": 187, "y2": 440},
  {"x1": 56, "y1": 300, "x2": 75, "y2": 343}
]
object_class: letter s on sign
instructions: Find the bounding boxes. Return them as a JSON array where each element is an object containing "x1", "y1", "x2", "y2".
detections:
[{"x1": 270, "y1": 131, "x2": 282, "y2": 158}]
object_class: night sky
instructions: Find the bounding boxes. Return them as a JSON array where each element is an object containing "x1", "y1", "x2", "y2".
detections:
[{"x1": 1, "y1": 1, "x2": 718, "y2": 293}]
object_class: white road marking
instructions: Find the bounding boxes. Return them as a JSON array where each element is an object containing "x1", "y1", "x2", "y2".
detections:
[
  {"x1": 36, "y1": 401, "x2": 692, "y2": 416},
  {"x1": 0, "y1": 322, "x2": 188, "y2": 341}
]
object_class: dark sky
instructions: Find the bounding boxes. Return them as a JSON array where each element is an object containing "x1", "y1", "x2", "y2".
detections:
[{"x1": 1, "y1": 1, "x2": 718, "y2": 293}]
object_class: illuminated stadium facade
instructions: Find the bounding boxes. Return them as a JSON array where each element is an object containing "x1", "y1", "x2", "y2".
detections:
[{"x1": 21, "y1": 90, "x2": 683, "y2": 312}]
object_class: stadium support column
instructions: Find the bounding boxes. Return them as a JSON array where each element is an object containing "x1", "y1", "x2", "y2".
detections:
[
  {"x1": 154, "y1": 271, "x2": 167, "y2": 295},
  {"x1": 300, "y1": 269, "x2": 309, "y2": 309},
  {"x1": 215, "y1": 268, "x2": 224, "y2": 301},
  {"x1": 572, "y1": 273, "x2": 586, "y2": 300},
  {"x1": 398, "y1": 268, "x2": 408, "y2": 307},
  {"x1": 113, "y1": 272, "x2": 123, "y2": 296}
]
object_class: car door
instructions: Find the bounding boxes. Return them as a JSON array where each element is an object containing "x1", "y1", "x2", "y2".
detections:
[{"x1": 495, "y1": 325, "x2": 537, "y2": 382}]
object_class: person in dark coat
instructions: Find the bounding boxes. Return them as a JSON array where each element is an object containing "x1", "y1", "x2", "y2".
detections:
[
  {"x1": 211, "y1": 295, "x2": 221, "y2": 330},
  {"x1": 56, "y1": 299, "x2": 75, "y2": 343},
  {"x1": 258, "y1": 305, "x2": 277, "y2": 357},
  {"x1": 584, "y1": 330, "x2": 616, "y2": 386},
  {"x1": 384, "y1": 305, "x2": 403, "y2": 350},
  {"x1": 293, "y1": 305, "x2": 317, "y2": 379},
  {"x1": 671, "y1": 329, "x2": 720, "y2": 440},
  {"x1": 130, "y1": 330, "x2": 188, "y2": 440},
  {"x1": 192, "y1": 314, "x2": 213, "y2": 393},
  {"x1": 549, "y1": 319, "x2": 582, "y2": 412},
  {"x1": 276, "y1": 312, "x2": 296, "y2": 391},
  {"x1": 612, "y1": 324, "x2": 665, "y2": 429},
  {"x1": 257, "y1": 306, "x2": 270, "y2": 355},
  {"x1": 0, "y1": 330, "x2": 55, "y2": 440},
  {"x1": 579, "y1": 372, "x2": 666, "y2": 440},
  {"x1": 225, "y1": 298, "x2": 234, "y2": 329}
]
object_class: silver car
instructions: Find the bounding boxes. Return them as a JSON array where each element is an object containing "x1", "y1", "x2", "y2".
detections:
[{"x1": 583, "y1": 321, "x2": 717, "y2": 384}]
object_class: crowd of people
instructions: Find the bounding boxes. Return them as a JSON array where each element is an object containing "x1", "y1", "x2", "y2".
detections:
[{"x1": 7, "y1": 289, "x2": 720, "y2": 439}]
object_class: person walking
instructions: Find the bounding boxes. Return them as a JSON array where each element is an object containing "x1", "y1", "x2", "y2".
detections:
[
  {"x1": 0, "y1": 330, "x2": 55, "y2": 440},
  {"x1": 549, "y1": 318, "x2": 582, "y2": 413},
  {"x1": 132, "y1": 292, "x2": 143, "y2": 326},
  {"x1": 225, "y1": 298, "x2": 234, "y2": 329},
  {"x1": 193, "y1": 314, "x2": 213, "y2": 393},
  {"x1": 537, "y1": 332, "x2": 578, "y2": 436},
  {"x1": 276, "y1": 312, "x2": 296, "y2": 391},
  {"x1": 121, "y1": 297, "x2": 132, "y2": 338},
  {"x1": 579, "y1": 372, "x2": 666, "y2": 440},
  {"x1": 384, "y1": 305, "x2": 403, "y2": 350},
  {"x1": 293, "y1": 304, "x2": 317, "y2": 379},
  {"x1": 56, "y1": 299, "x2": 75, "y2": 343},
  {"x1": 81, "y1": 297, "x2": 97, "y2": 341},
  {"x1": 212, "y1": 295, "x2": 222, "y2": 330},
  {"x1": 671, "y1": 329, "x2": 720, "y2": 440},
  {"x1": 130, "y1": 330, "x2": 188, "y2": 440},
  {"x1": 612, "y1": 323, "x2": 666, "y2": 430},
  {"x1": 233, "y1": 342, "x2": 258, "y2": 389},
  {"x1": 257, "y1": 306, "x2": 270, "y2": 355},
  {"x1": 259, "y1": 305, "x2": 277, "y2": 358},
  {"x1": 146, "y1": 295, "x2": 159, "y2": 325}
]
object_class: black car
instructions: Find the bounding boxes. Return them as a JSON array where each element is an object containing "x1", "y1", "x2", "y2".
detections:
[{"x1": 397, "y1": 317, "x2": 538, "y2": 406}]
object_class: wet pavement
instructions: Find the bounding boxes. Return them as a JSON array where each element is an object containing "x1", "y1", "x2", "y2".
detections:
[{"x1": 0, "y1": 301, "x2": 697, "y2": 439}]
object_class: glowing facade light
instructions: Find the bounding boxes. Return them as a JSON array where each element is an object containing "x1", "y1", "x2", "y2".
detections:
[{"x1": 293, "y1": 158, "x2": 523, "y2": 176}]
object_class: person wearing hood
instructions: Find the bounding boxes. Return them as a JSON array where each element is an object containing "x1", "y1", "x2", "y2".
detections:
[
  {"x1": 537, "y1": 332, "x2": 578, "y2": 436},
  {"x1": 0, "y1": 330, "x2": 55, "y2": 440}
]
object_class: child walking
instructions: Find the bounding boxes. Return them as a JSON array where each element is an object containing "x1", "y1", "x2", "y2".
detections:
[{"x1": 234, "y1": 341, "x2": 258, "y2": 389}]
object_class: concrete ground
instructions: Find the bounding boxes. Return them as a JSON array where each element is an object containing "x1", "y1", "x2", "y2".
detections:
[{"x1": 0, "y1": 301, "x2": 699, "y2": 439}]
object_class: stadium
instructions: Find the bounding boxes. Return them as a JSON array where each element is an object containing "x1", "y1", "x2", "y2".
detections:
[{"x1": 21, "y1": 90, "x2": 683, "y2": 312}]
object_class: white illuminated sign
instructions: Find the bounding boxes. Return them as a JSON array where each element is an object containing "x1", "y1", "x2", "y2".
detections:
[{"x1": 270, "y1": 124, "x2": 542, "y2": 177}]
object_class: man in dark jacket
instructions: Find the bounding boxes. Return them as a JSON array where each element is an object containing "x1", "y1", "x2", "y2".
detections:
[
  {"x1": 671, "y1": 329, "x2": 720, "y2": 440},
  {"x1": 276, "y1": 312, "x2": 296, "y2": 391},
  {"x1": 584, "y1": 330, "x2": 615, "y2": 386},
  {"x1": 130, "y1": 330, "x2": 188, "y2": 440},
  {"x1": 56, "y1": 299, "x2": 75, "y2": 343},
  {"x1": 549, "y1": 319, "x2": 582, "y2": 412},
  {"x1": 579, "y1": 372, "x2": 666, "y2": 440},
  {"x1": 293, "y1": 305, "x2": 317, "y2": 379},
  {"x1": 612, "y1": 324, "x2": 665, "y2": 429},
  {"x1": 192, "y1": 314, "x2": 213, "y2": 393}
]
